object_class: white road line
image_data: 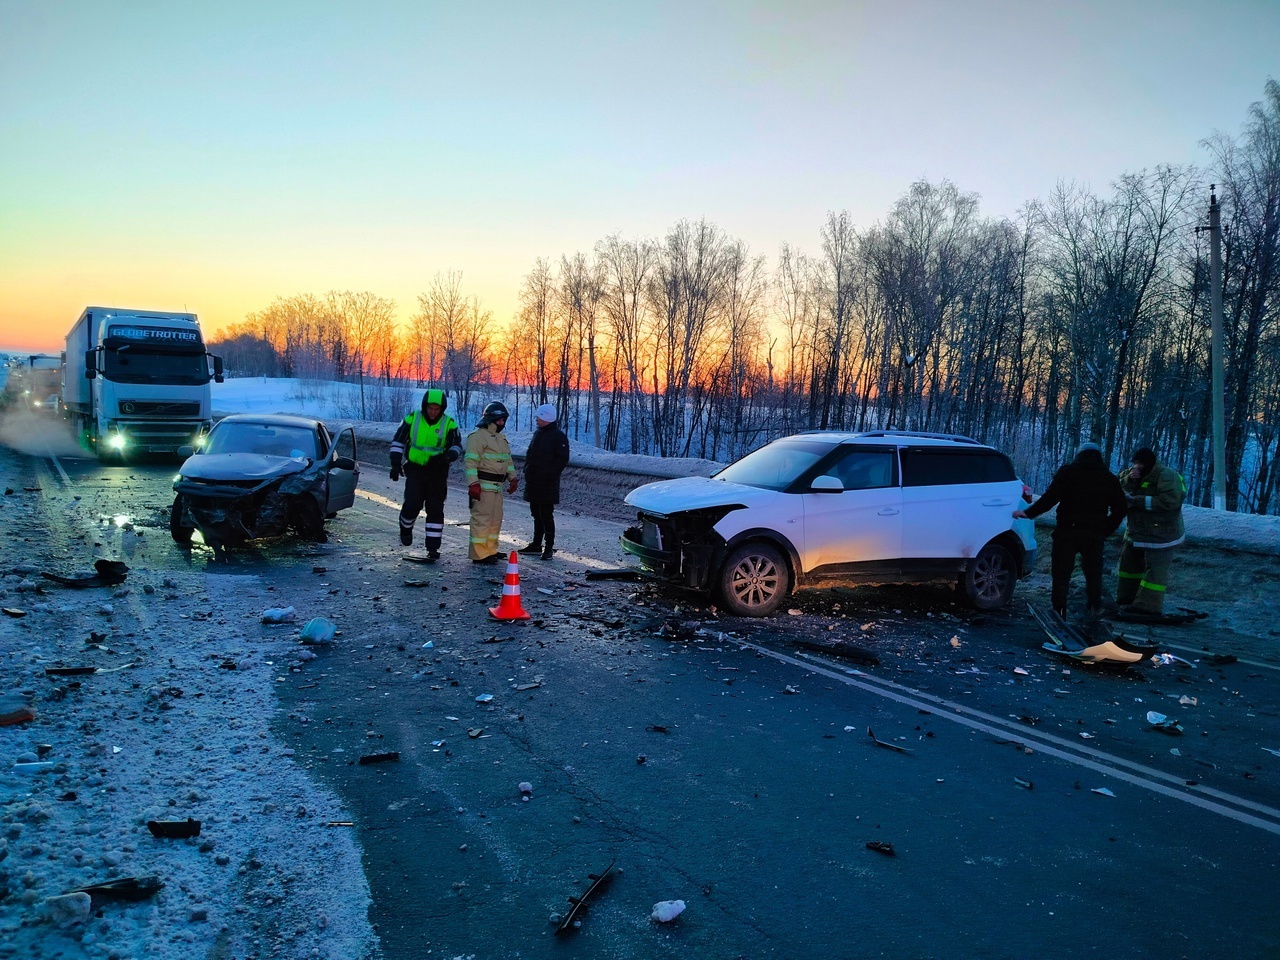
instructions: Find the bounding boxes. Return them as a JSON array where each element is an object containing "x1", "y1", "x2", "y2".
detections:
[
  {"x1": 354, "y1": 487, "x2": 616, "y2": 569},
  {"x1": 741, "y1": 639, "x2": 1280, "y2": 836},
  {"x1": 48, "y1": 455, "x2": 70, "y2": 485}
]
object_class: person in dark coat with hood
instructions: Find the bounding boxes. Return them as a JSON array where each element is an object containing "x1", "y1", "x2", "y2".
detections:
[
  {"x1": 1014, "y1": 441, "x2": 1127, "y2": 620},
  {"x1": 520, "y1": 403, "x2": 570, "y2": 560}
]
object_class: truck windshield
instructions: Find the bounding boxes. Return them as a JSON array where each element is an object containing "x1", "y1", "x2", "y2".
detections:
[
  {"x1": 713, "y1": 439, "x2": 830, "y2": 491},
  {"x1": 102, "y1": 347, "x2": 209, "y2": 385}
]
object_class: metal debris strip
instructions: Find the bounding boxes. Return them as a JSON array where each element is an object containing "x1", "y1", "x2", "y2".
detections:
[
  {"x1": 1014, "y1": 777, "x2": 1034, "y2": 790},
  {"x1": 793, "y1": 639, "x2": 880, "y2": 666},
  {"x1": 584, "y1": 569, "x2": 645, "y2": 582},
  {"x1": 147, "y1": 818, "x2": 201, "y2": 839},
  {"x1": 555, "y1": 859, "x2": 618, "y2": 935},
  {"x1": 41, "y1": 559, "x2": 129, "y2": 589},
  {"x1": 867, "y1": 728, "x2": 913, "y2": 753},
  {"x1": 358, "y1": 751, "x2": 400, "y2": 765},
  {"x1": 69, "y1": 876, "x2": 164, "y2": 905}
]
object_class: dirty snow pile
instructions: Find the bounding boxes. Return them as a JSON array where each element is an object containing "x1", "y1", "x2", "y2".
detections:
[{"x1": 0, "y1": 564, "x2": 376, "y2": 960}]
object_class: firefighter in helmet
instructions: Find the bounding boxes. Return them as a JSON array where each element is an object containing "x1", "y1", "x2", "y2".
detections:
[
  {"x1": 463, "y1": 401, "x2": 518, "y2": 564},
  {"x1": 389, "y1": 389, "x2": 462, "y2": 561}
]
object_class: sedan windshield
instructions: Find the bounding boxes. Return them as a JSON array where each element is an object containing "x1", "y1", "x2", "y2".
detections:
[
  {"x1": 713, "y1": 440, "x2": 831, "y2": 491},
  {"x1": 205, "y1": 422, "x2": 319, "y2": 459}
]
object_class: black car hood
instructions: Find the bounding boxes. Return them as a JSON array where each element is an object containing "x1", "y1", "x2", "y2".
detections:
[{"x1": 178, "y1": 453, "x2": 311, "y2": 482}]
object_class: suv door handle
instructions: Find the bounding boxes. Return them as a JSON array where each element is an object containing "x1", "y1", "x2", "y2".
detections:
[{"x1": 877, "y1": 508, "x2": 900, "y2": 516}]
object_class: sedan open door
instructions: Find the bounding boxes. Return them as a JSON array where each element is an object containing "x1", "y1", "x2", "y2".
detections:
[{"x1": 326, "y1": 426, "x2": 360, "y2": 512}]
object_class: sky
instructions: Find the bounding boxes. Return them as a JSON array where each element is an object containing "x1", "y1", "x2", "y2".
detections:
[{"x1": 1, "y1": 0, "x2": 1277, "y2": 353}]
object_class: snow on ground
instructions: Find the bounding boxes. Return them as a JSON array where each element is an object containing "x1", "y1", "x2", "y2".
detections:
[
  {"x1": 215, "y1": 377, "x2": 1280, "y2": 555},
  {"x1": 0, "y1": 556, "x2": 375, "y2": 959}
]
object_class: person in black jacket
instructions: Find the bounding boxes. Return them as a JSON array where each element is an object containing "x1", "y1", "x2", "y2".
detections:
[
  {"x1": 520, "y1": 403, "x2": 570, "y2": 560},
  {"x1": 1014, "y1": 442, "x2": 1127, "y2": 620}
]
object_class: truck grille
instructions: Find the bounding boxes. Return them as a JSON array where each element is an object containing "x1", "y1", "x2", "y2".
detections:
[{"x1": 118, "y1": 400, "x2": 201, "y2": 417}]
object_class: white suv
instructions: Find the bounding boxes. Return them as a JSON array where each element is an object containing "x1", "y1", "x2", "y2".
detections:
[{"x1": 621, "y1": 431, "x2": 1037, "y2": 617}]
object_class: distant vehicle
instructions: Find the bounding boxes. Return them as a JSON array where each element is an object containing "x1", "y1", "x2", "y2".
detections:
[
  {"x1": 170, "y1": 414, "x2": 360, "y2": 551},
  {"x1": 33, "y1": 393, "x2": 60, "y2": 417},
  {"x1": 621, "y1": 431, "x2": 1037, "y2": 617},
  {"x1": 62, "y1": 307, "x2": 224, "y2": 461}
]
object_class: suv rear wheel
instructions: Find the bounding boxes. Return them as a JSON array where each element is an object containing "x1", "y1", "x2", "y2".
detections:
[
  {"x1": 719, "y1": 542, "x2": 790, "y2": 617},
  {"x1": 960, "y1": 542, "x2": 1015, "y2": 609}
]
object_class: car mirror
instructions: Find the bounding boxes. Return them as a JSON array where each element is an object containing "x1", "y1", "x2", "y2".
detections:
[
  {"x1": 177, "y1": 445, "x2": 194, "y2": 458},
  {"x1": 333, "y1": 456, "x2": 356, "y2": 471},
  {"x1": 810, "y1": 475, "x2": 844, "y2": 493}
]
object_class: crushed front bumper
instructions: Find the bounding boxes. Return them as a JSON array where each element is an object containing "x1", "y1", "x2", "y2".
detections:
[{"x1": 620, "y1": 511, "x2": 725, "y2": 590}]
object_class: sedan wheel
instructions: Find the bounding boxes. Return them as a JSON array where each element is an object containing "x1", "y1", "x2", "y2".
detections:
[
  {"x1": 961, "y1": 542, "x2": 1015, "y2": 609},
  {"x1": 719, "y1": 542, "x2": 790, "y2": 617}
]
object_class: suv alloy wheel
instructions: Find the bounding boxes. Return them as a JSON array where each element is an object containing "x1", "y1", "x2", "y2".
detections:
[{"x1": 719, "y1": 542, "x2": 790, "y2": 616}]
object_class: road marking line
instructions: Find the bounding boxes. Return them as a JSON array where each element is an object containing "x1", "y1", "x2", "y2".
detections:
[
  {"x1": 354, "y1": 488, "x2": 615, "y2": 569},
  {"x1": 48, "y1": 455, "x2": 70, "y2": 485},
  {"x1": 741, "y1": 639, "x2": 1280, "y2": 836}
]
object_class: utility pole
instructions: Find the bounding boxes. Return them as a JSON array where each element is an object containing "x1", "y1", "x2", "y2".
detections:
[{"x1": 1209, "y1": 185, "x2": 1227, "y2": 511}]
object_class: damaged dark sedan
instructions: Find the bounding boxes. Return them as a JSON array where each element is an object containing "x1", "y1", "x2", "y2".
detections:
[{"x1": 170, "y1": 414, "x2": 360, "y2": 550}]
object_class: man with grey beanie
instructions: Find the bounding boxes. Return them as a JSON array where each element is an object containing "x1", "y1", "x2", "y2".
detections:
[
  {"x1": 1014, "y1": 441, "x2": 1127, "y2": 621},
  {"x1": 520, "y1": 403, "x2": 570, "y2": 560}
]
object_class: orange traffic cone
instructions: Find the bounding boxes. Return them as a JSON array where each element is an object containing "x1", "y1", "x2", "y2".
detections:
[{"x1": 489, "y1": 551, "x2": 531, "y2": 621}]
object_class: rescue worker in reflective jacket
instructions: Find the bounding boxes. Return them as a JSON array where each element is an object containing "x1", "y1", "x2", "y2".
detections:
[
  {"x1": 389, "y1": 389, "x2": 462, "y2": 561},
  {"x1": 464, "y1": 401, "x2": 518, "y2": 564},
  {"x1": 1116, "y1": 446, "x2": 1186, "y2": 615}
]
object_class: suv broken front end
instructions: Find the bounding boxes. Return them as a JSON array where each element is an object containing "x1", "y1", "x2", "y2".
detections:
[{"x1": 621, "y1": 505, "x2": 742, "y2": 590}]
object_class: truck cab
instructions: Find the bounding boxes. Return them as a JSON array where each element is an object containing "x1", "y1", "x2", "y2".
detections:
[{"x1": 64, "y1": 308, "x2": 224, "y2": 460}]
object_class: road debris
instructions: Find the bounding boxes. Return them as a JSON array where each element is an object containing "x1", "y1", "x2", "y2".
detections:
[
  {"x1": 147, "y1": 818, "x2": 202, "y2": 839},
  {"x1": 41, "y1": 558, "x2": 129, "y2": 588},
  {"x1": 1091, "y1": 787, "x2": 1116, "y2": 797},
  {"x1": 865, "y1": 840, "x2": 896, "y2": 856},
  {"x1": 2, "y1": 607, "x2": 25, "y2": 618},
  {"x1": 793, "y1": 639, "x2": 881, "y2": 666},
  {"x1": 868, "y1": 728, "x2": 913, "y2": 753},
  {"x1": 0, "y1": 697, "x2": 35, "y2": 726},
  {"x1": 1146, "y1": 712, "x2": 1184, "y2": 734},
  {"x1": 299, "y1": 617, "x2": 336, "y2": 644},
  {"x1": 358, "y1": 752, "x2": 400, "y2": 765},
  {"x1": 554, "y1": 858, "x2": 618, "y2": 935},
  {"x1": 1014, "y1": 777, "x2": 1034, "y2": 790},
  {"x1": 68, "y1": 876, "x2": 164, "y2": 905},
  {"x1": 261, "y1": 606, "x2": 298, "y2": 624},
  {"x1": 651, "y1": 899, "x2": 686, "y2": 922},
  {"x1": 584, "y1": 569, "x2": 644, "y2": 581},
  {"x1": 518, "y1": 781, "x2": 533, "y2": 795}
]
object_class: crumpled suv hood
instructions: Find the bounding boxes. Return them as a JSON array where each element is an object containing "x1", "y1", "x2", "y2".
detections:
[
  {"x1": 623, "y1": 475, "x2": 777, "y2": 516},
  {"x1": 178, "y1": 452, "x2": 311, "y2": 483}
]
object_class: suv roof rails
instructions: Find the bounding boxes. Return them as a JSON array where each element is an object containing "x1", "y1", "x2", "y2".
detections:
[{"x1": 852, "y1": 430, "x2": 983, "y2": 445}]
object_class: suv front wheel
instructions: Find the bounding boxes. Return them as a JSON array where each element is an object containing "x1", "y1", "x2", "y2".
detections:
[
  {"x1": 719, "y1": 542, "x2": 790, "y2": 617},
  {"x1": 960, "y1": 542, "x2": 1016, "y2": 609}
]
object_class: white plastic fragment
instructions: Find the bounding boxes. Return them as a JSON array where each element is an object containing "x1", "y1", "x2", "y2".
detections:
[
  {"x1": 262, "y1": 606, "x2": 298, "y2": 624},
  {"x1": 476, "y1": 694, "x2": 494, "y2": 703},
  {"x1": 651, "y1": 899, "x2": 686, "y2": 923},
  {"x1": 1091, "y1": 787, "x2": 1116, "y2": 797},
  {"x1": 1178, "y1": 696, "x2": 1197, "y2": 706},
  {"x1": 422, "y1": 641, "x2": 434, "y2": 649},
  {"x1": 13, "y1": 762, "x2": 56, "y2": 775},
  {"x1": 1146, "y1": 711, "x2": 1168, "y2": 724},
  {"x1": 1262, "y1": 747, "x2": 1280, "y2": 758},
  {"x1": 787, "y1": 609, "x2": 802, "y2": 616},
  {"x1": 1013, "y1": 667, "x2": 1029, "y2": 675}
]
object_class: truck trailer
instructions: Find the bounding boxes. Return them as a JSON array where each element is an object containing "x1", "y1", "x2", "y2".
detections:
[{"x1": 62, "y1": 307, "x2": 224, "y2": 460}]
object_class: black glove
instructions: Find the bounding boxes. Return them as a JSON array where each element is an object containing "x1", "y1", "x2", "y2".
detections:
[
  {"x1": 390, "y1": 467, "x2": 401, "y2": 482},
  {"x1": 445, "y1": 447, "x2": 461, "y2": 463}
]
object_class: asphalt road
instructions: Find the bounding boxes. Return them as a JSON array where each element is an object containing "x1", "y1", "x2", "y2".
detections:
[{"x1": 6, "y1": 443, "x2": 1280, "y2": 959}]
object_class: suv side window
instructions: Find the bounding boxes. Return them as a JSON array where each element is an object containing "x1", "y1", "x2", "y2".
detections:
[
  {"x1": 827, "y1": 448, "x2": 897, "y2": 490},
  {"x1": 900, "y1": 448, "x2": 1015, "y2": 486}
]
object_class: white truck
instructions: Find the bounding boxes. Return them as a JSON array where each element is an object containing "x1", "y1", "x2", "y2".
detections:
[{"x1": 62, "y1": 307, "x2": 224, "y2": 461}]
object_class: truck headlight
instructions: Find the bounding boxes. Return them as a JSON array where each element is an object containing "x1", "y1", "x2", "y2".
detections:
[{"x1": 108, "y1": 433, "x2": 127, "y2": 450}]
